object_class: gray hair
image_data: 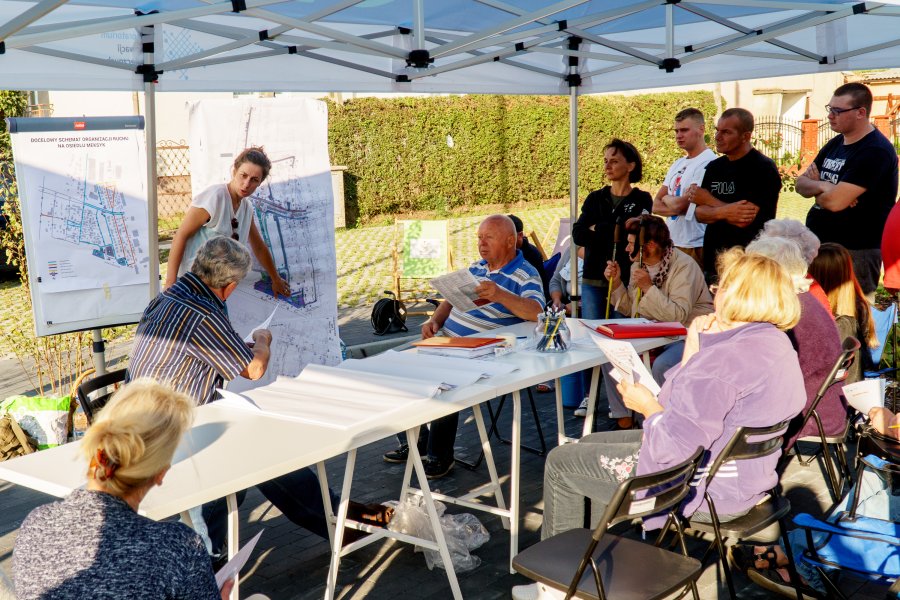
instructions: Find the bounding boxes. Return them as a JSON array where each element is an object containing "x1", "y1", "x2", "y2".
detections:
[
  {"x1": 745, "y1": 236, "x2": 810, "y2": 293},
  {"x1": 190, "y1": 236, "x2": 251, "y2": 289},
  {"x1": 757, "y1": 219, "x2": 820, "y2": 265}
]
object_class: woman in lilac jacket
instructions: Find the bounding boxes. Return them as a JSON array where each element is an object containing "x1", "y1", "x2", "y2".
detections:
[{"x1": 515, "y1": 251, "x2": 807, "y2": 600}]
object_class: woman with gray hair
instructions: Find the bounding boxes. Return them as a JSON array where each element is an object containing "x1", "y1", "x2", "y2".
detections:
[
  {"x1": 755, "y1": 218, "x2": 832, "y2": 315},
  {"x1": 744, "y1": 236, "x2": 846, "y2": 451}
]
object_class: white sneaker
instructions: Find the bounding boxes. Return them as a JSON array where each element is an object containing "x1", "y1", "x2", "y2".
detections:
[
  {"x1": 511, "y1": 582, "x2": 568, "y2": 600},
  {"x1": 573, "y1": 397, "x2": 589, "y2": 418}
]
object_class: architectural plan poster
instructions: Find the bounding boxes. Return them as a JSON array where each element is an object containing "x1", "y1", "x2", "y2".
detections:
[
  {"x1": 8, "y1": 116, "x2": 152, "y2": 336},
  {"x1": 188, "y1": 98, "x2": 340, "y2": 392}
]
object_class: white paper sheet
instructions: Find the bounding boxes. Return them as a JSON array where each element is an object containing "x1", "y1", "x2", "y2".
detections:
[
  {"x1": 588, "y1": 335, "x2": 661, "y2": 397},
  {"x1": 295, "y1": 364, "x2": 443, "y2": 400},
  {"x1": 842, "y1": 379, "x2": 886, "y2": 415},
  {"x1": 376, "y1": 349, "x2": 519, "y2": 378},
  {"x1": 237, "y1": 375, "x2": 433, "y2": 430},
  {"x1": 336, "y1": 357, "x2": 482, "y2": 390},
  {"x1": 429, "y1": 269, "x2": 482, "y2": 312},
  {"x1": 215, "y1": 530, "x2": 263, "y2": 589},
  {"x1": 242, "y1": 306, "x2": 278, "y2": 343}
]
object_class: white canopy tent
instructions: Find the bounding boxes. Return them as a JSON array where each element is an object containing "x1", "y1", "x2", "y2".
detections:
[{"x1": 2, "y1": 0, "x2": 899, "y2": 314}]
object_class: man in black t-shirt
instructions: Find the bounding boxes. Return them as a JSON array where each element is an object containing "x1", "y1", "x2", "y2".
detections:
[
  {"x1": 798, "y1": 82, "x2": 899, "y2": 296},
  {"x1": 686, "y1": 108, "x2": 782, "y2": 280}
]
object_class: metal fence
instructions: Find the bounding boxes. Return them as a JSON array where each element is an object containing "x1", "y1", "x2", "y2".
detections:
[
  {"x1": 156, "y1": 140, "x2": 192, "y2": 236},
  {"x1": 753, "y1": 116, "x2": 802, "y2": 165},
  {"x1": 817, "y1": 121, "x2": 839, "y2": 149},
  {"x1": 892, "y1": 117, "x2": 900, "y2": 146}
]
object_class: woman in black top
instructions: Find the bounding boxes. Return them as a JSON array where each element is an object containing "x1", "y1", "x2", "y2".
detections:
[{"x1": 571, "y1": 139, "x2": 653, "y2": 319}]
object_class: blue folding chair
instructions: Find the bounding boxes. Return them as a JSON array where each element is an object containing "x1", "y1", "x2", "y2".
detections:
[{"x1": 865, "y1": 302, "x2": 898, "y2": 379}]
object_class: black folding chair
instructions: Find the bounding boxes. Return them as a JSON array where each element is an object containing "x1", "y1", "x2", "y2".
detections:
[
  {"x1": 513, "y1": 447, "x2": 704, "y2": 600},
  {"x1": 685, "y1": 420, "x2": 806, "y2": 600},
  {"x1": 790, "y1": 336, "x2": 860, "y2": 502},
  {"x1": 76, "y1": 369, "x2": 127, "y2": 424}
]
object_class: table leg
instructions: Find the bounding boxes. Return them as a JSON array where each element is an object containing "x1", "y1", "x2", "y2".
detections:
[
  {"x1": 226, "y1": 492, "x2": 239, "y2": 600},
  {"x1": 554, "y1": 377, "x2": 566, "y2": 445},
  {"x1": 582, "y1": 366, "x2": 600, "y2": 439},
  {"x1": 316, "y1": 461, "x2": 335, "y2": 548},
  {"x1": 509, "y1": 390, "x2": 522, "y2": 574},
  {"x1": 399, "y1": 425, "x2": 419, "y2": 502},
  {"x1": 642, "y1": 350, "x2": 651, "y2": 371},
  {"x1": 408, "y1": 429, "x2": 463, "y2": 600},
  {"x1": 325, "y1": 449, "x2": 356, "y2": 600},
  {"x1": 472, "y1": 404, "x2": 509, "y2": 530}
]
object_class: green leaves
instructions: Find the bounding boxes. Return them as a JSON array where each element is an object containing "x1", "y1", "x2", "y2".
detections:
[{"x1": 327, "y1": 92, "x2": 717, "y2": 223}]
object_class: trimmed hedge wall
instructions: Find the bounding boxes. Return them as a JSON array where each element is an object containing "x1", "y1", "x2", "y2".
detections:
[{"x1": 327, "y1": 91, "x2": 717, "y2": 222}]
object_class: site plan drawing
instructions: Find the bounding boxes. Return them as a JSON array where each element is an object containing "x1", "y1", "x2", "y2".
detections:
[{"x1": 188, "y1": 97, "x2": 340, "y2": 392}]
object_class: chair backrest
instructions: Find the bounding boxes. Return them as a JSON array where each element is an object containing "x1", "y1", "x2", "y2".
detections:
[
  {"x1": 797, "y1": 336, "x2": 860, "y2": 433},
  {"x1": 705, "y1": 419, "x2": 792, "y2": 482},
  {"x1": 594, "y1": 446, "x2": 704, "y2": 536},
  {"x1": 870, "y1": 302, "x2": 897, "y2": 366},
  {"x1": 550, "y1": 217, "x2": 572, "y2": 258},
  {"x1": 76, "y1": 369, "x2": 127, "y2": 424}
]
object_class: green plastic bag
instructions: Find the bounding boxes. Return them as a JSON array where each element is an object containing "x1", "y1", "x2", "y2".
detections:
[{"x1": 1, "y1": 395, "x2": 71, "y2": 449}]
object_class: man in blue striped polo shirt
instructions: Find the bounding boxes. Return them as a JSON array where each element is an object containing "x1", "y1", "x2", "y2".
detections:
[{"x1": 383, "y1": 215, "x2": 544, "y2": 478}]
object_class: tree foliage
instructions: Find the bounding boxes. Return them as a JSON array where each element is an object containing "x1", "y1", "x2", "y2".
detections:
[{"x1": 327, "y1": 91, "x2": 717, "y2": 222}]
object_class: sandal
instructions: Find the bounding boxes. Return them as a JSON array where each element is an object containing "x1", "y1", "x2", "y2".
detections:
[
  {"x1": 346, "y1": 501, "x2": 394, "y2": 528},
  {"x1": 747, "y1": 566, "x2": 822, "y2": 599},
  {"x1": 728, "y1": 544, "x2": 779, "y2": 573},
  {"x1": 536, "y1": 383, "x2": 555, "y2": 393}
]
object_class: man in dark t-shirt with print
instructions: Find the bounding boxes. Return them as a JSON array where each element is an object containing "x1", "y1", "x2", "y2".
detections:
[
  {"x1": 798, "y1": 82, "x2": 899, "y2": 296},
  {"x1": 686, "y1": 107, "x2": 782, "y2": 280}
]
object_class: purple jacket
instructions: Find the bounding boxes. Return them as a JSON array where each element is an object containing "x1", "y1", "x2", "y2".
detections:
[
  {"x1": 783, "y1": 292, "x2": 847, "y2": 449},
  {"x1": 637, "y1": 322, "x2": 806, "y2": 524}
]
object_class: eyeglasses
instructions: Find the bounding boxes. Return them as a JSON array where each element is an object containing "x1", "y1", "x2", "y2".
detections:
[
  {"x1": 231, "y1": 217, "x2": 239, "y2": 240},
  {"x1": 825, "y1": 105, "x2": 860, "y2": 116}
]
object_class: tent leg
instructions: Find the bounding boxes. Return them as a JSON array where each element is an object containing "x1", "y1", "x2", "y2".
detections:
[
  {"x1": 91, "y1": 329, "x2": 106, "y2": 376},
  {"x1": 143, "y1": 24, "x2": 160, "y2": 298},
  {"x1": 567, "y1": 36, "x2": 581, "y2": 317}
]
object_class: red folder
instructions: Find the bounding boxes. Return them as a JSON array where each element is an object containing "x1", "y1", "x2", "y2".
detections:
[
  {"x1": 412, "y1": 336, "x2": 504, "y2": 349},
  {"x1": 594, "y1": 322, "x2": 687, "y2": 339}
]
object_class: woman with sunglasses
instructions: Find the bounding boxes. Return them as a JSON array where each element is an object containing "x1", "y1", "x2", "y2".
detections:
[{"x1": 165, "y1": 147, "x2": 291, "y2": 298}]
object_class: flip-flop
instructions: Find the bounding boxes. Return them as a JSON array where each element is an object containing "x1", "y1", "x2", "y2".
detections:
[
  {"x1": 728, "y1": 544, "x2": 779, "y2": 572},
  {"x1": 746, "y1": 566, "x2": 822, "y2": 599}
]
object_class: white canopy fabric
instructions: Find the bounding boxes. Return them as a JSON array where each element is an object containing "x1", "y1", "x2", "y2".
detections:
[{"x1": 1, "y1": 0, "x2": 899, "y2": 94}]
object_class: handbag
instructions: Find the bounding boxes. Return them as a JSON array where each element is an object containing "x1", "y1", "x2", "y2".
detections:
[{"x1": 0, "y1": 412, "x2": 37, "y2": 461}]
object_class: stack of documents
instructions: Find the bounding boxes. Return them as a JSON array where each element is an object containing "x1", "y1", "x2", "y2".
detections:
[
  {"x1": 217, "y1": 364, "x2": 446, "y2": 430},
  {"x1": 350, "y1": 349, "x2": 519, "y2": 383},
  {"x1": 412, "y1": 336, "x2": 505, "y2": 358}
]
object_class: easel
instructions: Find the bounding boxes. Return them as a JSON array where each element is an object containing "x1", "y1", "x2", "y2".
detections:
[{"x1": 392, "y1": 220, "x2": 454, "y2": 317}]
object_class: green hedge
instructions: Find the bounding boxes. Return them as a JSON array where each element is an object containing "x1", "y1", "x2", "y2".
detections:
[{"x1": 327, "y1": 91, "x2": 717, "y2": 223}]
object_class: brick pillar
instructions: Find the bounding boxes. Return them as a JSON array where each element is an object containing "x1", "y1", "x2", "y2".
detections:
[
  {"x1": 801, "y1": 119, "x2": 819, "y2": 169},
  {"x1": 874, "y1": 115, "x2": 890, "y2": 138}
]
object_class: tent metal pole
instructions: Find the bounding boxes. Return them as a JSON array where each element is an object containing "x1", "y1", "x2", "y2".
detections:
[
  {"x1": 143, "y1": 25, "x2": 160, "y2": 299},
  {"x1": 567, "y1": 37, "x2": 580, "y2": 318},
  {"x1": 91, "y1": 329, "x2": 107, "y2": 376}
]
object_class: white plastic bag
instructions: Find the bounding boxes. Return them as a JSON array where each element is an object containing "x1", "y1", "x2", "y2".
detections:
[{"x1": 386, "y1": 497, "x2": 490, "y2": 572}]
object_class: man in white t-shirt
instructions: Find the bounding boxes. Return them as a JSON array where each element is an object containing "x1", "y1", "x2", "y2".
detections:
[{"x1": 652, "y1": 108, "x2": 717, "y2": 268}]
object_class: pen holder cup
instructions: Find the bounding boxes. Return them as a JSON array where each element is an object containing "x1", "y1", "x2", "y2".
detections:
[{"x1": 533, "y1": 314, "x2": 571, "y2": 353}]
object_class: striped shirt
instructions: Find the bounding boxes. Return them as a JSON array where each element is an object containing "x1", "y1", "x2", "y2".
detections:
[
  {"x1": 443, "y1": 251, "x2": 544, "y2": 337},
  {"x1": 126, "y1": 273, "x2": 254, "y2": 405}
]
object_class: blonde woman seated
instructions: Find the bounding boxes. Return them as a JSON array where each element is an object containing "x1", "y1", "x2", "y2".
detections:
[
  {"x1": 512, "y1": 250, "x2": 805, "y2": 600},
  {"x1": 13, "y1": 380, "x2": 245, "y2": 600},
  {"x1": 600, "y1": 215, "x2": 713, "y2": 427}
]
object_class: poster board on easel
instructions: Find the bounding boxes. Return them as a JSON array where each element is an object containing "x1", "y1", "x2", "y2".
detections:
[
  {"x1": 392, "y1": 220, "x2": 452, "y2": 315},
  {"x1": 7, "y1": 116, "x2": 152, "y2": 337}
]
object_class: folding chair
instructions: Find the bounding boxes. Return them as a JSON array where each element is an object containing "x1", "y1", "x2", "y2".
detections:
[
  {"x1": 684, "y1": 420, "x2": 807, "y2": 600},
  {"x1": 76, "y1": 369, "x2": 127, "y2": 424},
  {"x1": 791, "y1": 432, "x2": 900, "y2": 600},
  {"x1": 789, "y1": 337, "x2": 860, "y2": 502},
  {"x1": 513, "y1": 446, "x2": 705, "y2": 600},
  {"x1": 392, "y1": 220, "x2": 453, "y2": 317},
  {"x1": 866, "y1": 302, "x2": 898, "y2": 380}
]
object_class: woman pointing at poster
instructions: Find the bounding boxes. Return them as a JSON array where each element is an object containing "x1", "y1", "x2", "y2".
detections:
[{"x1": 164, "y1": 146, "x2": 291, "y2": 298}]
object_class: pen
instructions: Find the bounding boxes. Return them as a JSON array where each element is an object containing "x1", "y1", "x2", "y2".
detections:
[{"x1": 889, "y1": 424, "x2": 900, "y2": 428}]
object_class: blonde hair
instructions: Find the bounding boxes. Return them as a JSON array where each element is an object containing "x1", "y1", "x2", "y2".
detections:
[
  {"x1": 715, "y1": 248, "x2": 801, "y2": 331},
  {"x1": 82, "y1": 379, "x2": 194, "y2": 496},
  {"x1": 808, "y1": 242, "x2": 878, "y2": 348},
  {"x1": 745, "y1": 237, "x2": 811, "y2": 293}
]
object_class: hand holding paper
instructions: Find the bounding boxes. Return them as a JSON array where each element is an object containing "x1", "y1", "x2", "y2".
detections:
[
  {"x1": 243, "y1": 307, "x2": 278, "y2": 344},
  {"x1": 429, "y1": 269, "x2": 485, "y2": 312},
  {"x1": 843, "y1": 379, "x2": 885, "y2": 415}
]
